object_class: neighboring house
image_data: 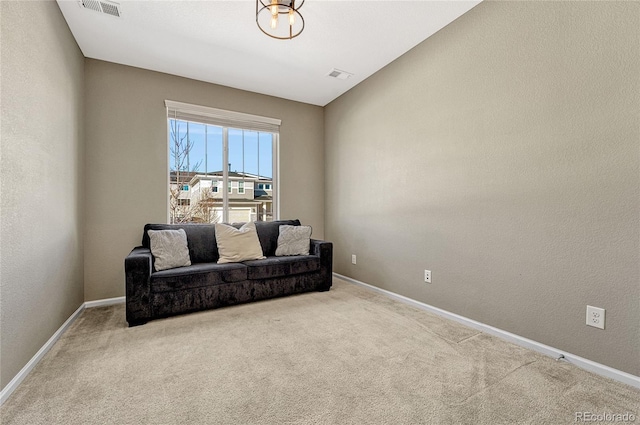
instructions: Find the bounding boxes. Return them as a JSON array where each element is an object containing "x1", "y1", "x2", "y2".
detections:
[{"x1": 169, "y1": 171, "x2": 273, "y2": 223}]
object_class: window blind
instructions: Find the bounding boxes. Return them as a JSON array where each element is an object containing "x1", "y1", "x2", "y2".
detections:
[{"x1": 165, "y1": 100, "x2": 281, "y2": 133}]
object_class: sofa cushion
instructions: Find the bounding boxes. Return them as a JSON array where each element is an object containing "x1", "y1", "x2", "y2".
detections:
[
  {"x1": 243, "y1": 255, "x2": 320, "y2": 280},
  {"x1": 143, "y1": 224, "x2": 218, "y2": 263},
  {"x1": 150, "y1": 263, "x2": 247, "y2": 293},
  {"x1": 253, "y1": 220, "x2": 301, "y2": 256},
  {"x1": 275, "y1": 225, "x2": 312, "y2": 256},
  {"x1": 215, "y1": 222, "x2": 266, "y2": 264},
  {"x1": 147, "y1": 229, "x2": 191, "y2": 271}
]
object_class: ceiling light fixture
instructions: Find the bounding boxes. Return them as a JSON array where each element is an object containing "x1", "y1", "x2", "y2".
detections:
[{"x1": 256, "y1": 0, "x2": 304, "y2": 40}]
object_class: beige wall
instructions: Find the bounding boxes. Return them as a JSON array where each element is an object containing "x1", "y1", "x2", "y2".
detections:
[
  {"x1": 84, "y1": 60, "x2": 324, "y2": 300},
  {"x1": 0, "y1": 1, "x2": 85, "y2": 389},
  {"x1": 324, "y1": 1, "x2": 639, "y2": 375}
]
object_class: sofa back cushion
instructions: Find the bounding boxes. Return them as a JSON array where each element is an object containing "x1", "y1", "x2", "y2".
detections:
[
  {"x1": 142, "y1": 219, "x2": 300, "y2": 263},
  {"x1": 143, "y1": 224, "x2": 218, "y2": 263}
]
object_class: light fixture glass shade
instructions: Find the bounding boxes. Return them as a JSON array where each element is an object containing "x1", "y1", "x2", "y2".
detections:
[{"x1": 256, "y1": 0, "x2": 304, "y2": 40}]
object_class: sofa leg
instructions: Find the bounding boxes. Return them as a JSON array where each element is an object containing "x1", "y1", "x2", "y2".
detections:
[
  {"x1": 317, "y1": 287, "x2": 331, "y2": 292},
  {"x1": 128, "y1": 320, "x2": 148, "y2": 327}
]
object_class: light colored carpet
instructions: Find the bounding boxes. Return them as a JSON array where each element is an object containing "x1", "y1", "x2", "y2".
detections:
[{"x1": 1, "y1": 278, "x2": 638, "y2": 424}]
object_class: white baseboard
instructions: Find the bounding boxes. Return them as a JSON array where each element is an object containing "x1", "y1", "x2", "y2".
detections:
[
  {"x1": 333, "y1": 273, "x2": 640, "y2": 390},
  {"x1": 0, "y1": 303, "x2": 85, "y2": 405},
  {"x1": 0, "y1": 295, "x2": 126, "y2": 406},
  {"x1": 84, "y1": 296, "x2": 125, "y2": 308}
]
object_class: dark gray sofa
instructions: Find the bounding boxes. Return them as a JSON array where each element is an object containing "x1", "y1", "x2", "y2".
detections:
[{"x1": 125, "y1": 219, "x2": 332, "y2": 326}]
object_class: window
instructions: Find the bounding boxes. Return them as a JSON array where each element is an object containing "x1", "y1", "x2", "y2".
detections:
[{"x1": 166, "y1": 100, "x2": 279, "y2": 224}]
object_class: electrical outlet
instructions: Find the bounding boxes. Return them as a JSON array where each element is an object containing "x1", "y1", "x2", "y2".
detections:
[
  {"x1": 586, "y1": 306, "x2": 605, "y2": 330},
  {"x1": 351, "y1": 254, "x2": 357, "y2": 265},
  {"x1": 424, "y1": 270, "x2": 431, "y2": 283}
]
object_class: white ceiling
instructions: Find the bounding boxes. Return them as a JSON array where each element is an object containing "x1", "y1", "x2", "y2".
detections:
[{"x1": 57, "y1": 0, "x2": 481, "y2": 106}]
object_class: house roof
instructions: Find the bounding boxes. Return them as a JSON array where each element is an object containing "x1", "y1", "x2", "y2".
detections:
[{"x1": 170, "y1": 171, "x2": 272, "y2": 184}]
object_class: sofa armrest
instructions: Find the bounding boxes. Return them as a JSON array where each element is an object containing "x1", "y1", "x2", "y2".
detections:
[
  {"x1": 310, "y1": 239, "x2": 333, "y2": 291},
  {"x1": 125, "y1": 246, "x2": 153, "y2": 326}
]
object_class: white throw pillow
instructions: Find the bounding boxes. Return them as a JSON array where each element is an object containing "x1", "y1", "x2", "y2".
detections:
[
  {"x1": 215, "y1": 222, "x2": 266, "y2": 264},
  {"x1": 275, "y1": 225, "x2": 312, "y2": 256},
  {"x1": 147, "y1": 229, "x2": 191, "y2": 271}
]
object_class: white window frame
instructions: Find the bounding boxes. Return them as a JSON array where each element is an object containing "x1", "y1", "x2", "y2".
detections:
[{"x1": 166, "y1": 100, "x2": 280, "y2": 223}]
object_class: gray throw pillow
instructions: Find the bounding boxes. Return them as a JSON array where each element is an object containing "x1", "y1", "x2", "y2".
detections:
[
  {"x1": 275, "y1": 225, "x2": 312, "y2": 256},
  {"x1": 148, "y1": 229, "x2": 191, "y2": 271}
]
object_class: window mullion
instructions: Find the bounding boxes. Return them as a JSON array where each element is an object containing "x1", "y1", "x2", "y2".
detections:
[
  {"x1": 273, "y1": 133, "x2": 278, "y2": 221},
  {"x1": 186, "y1": 122, "x2": 190, "y2": 171},
  {"x1": 222, "y1": 127, "x2": 229, "y2": 223},
  {"x1": 205, "y1": 125, "x2": 208, "y2": 176}
]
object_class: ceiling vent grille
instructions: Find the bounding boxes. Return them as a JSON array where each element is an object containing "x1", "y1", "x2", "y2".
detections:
[
  {"x1": 326, "y1": 69, "x2": 353, "y2": 80},
  {"x1": 80, "y1": 0, "x2": 121, "y2": 17}
]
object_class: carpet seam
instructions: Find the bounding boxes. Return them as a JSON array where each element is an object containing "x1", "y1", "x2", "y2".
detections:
[
  {"x1": 350, "y1": 289, "x2": 483, "y2": 346},
  {"x1": 445, "y1": 359, "x2": 540, "y2": 407}
]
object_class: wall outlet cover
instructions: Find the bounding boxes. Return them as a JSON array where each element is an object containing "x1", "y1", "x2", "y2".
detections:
[
  {"x1": 586, "y1": 305, "x2": 605, "y2": 330},
  {"x1": 424, "y1": 270, "x2": 431, "y2": 283}
]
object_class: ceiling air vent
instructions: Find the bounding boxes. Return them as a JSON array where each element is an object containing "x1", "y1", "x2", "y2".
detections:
[
  {"x1": 326, "y1": 69, "x2": 353, "y2": 80},
  {"x1": 80, "y1": 0, "x2": 121, "y2": 17}
]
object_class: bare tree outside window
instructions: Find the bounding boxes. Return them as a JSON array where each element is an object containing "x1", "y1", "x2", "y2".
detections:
[{"x1": 168, "y1": 120, "x2": 213, "y2": 224}]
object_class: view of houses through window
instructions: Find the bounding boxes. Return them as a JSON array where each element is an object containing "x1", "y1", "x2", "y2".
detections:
[{"x1": 169, "y1": 119, "x2": 276, "y2": 224}]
